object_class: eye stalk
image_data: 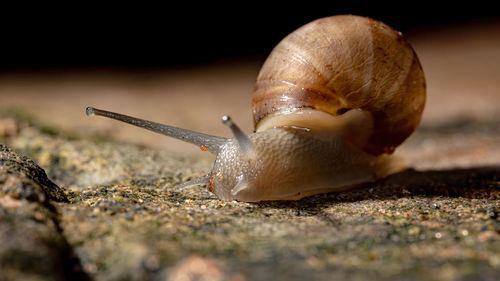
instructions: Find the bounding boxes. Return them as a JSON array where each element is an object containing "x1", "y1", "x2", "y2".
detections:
[{"x1": 85, "y1": 106, "x2": 228, "y2": 154}]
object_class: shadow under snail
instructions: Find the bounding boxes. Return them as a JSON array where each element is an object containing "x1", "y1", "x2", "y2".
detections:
[{"x1": 86, "y1": 15, "x2": 426, "y2": 202}]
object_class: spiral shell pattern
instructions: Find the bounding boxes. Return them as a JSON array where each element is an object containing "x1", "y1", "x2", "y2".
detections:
[{"x1": 252, "y1": 15, "x2": 426, "y2": 155}]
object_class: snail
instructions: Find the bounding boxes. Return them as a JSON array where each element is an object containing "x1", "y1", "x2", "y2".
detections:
[{"x1": 86, "y1": 15, "x2": 425, "y2": 202}]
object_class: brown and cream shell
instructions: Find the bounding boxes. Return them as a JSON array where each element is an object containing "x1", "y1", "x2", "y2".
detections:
[{"x1": 253, "y1": 15, "x2": 426, "y2": 155}]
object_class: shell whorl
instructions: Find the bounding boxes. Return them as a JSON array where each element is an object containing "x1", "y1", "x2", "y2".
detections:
[{"x1": 252, "y1": 15, "x2": 426, "y2": 155}]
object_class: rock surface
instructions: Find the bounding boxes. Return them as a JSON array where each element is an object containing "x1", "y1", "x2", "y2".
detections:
[
  {"x1": 0, "y1": 144, "x2": 88, "y2": 281},
  {"x1": 0, "y1": 111, "x2": 499, "y2": 281}
]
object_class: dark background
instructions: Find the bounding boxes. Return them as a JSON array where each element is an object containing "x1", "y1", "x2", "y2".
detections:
[{"x1": 0, "y1": 3, "x2": 497, "y2": 70}]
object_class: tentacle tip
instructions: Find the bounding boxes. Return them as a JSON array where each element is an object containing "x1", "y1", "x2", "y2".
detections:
[
  {"x1": 222, "y1": 115, "x2": 232, "y2": 126},
  {"x1": 85, "y1": 107, "x2": 95, "y2": 116}
]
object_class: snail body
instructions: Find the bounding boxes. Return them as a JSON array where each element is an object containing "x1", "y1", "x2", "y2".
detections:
[{"x1": 86, "y1": 15, "x2": 425, "y2": 202}]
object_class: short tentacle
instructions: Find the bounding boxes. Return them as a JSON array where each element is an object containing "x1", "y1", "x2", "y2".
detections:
[
  {"x1": 177, "y1": 173, "x2": 211, "y2": 189},
  {"x1": 222, "y1": 115, "x2": 252, "y2": 154}
]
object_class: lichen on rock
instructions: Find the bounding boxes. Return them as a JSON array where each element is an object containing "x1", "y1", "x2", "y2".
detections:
[
  {"x1": 0, "y1": 143, "x2": 88, "y2": 281},
  {"x1": 1, "y1": 144, "x2": 68, "y2": 203}
]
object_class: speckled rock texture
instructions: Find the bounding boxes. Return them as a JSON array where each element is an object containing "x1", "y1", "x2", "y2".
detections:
[
  {"x1": 0, "y1": 111, "x2": 499, "y2": 281},
  {"x1": 0, "y1": 144, "x2": 88, "y2": 281}
]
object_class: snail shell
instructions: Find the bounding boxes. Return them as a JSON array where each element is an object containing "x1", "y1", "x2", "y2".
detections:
[
  {"x1": 253, "y1": 15, "x2": 425, "y2": 155},
  {"x1": 86, "y1": 15, "x2": 425, "y2": 202}
]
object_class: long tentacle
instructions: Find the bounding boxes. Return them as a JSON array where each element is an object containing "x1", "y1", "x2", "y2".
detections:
[{"x1": 86, "y1": 107, "x2": 228, "y2": 154}]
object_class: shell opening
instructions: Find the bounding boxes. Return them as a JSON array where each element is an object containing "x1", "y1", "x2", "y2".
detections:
[{"x1": 255, "y1": 108, "x2": 374, "y2": 152}]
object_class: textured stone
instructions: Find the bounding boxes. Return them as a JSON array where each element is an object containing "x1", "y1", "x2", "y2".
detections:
[
  {"x1": 1, "y1": 115, "x2": 499, "y2": 281},
  {"x1": 0, "y1": 144, "x2": 88, "y2": 281},
  {"x1": 1, "y1": 143, "x2": 68, "y2": 203}
]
